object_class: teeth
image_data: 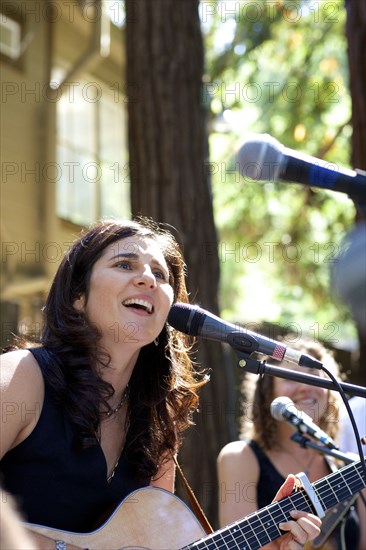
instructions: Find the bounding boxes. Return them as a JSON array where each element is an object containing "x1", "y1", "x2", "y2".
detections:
[{"x1": 123, "y1": 298, "x2": 153, "y2": 313}]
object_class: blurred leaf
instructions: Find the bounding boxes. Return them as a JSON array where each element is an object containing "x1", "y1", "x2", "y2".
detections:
[{"x1": 204, "y1": 0, "x2": 356, "y2": 343}]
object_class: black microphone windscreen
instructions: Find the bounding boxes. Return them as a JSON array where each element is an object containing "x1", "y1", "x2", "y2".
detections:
[{"x1": 167, "y1": 303, "x2": 204, "y2": 336}]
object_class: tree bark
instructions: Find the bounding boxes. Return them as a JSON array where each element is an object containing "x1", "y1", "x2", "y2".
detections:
[
  {"x1": 345, "y1": 0, "x2": 366, "y2": 385},
  {"x1": 125, "y1": 0, "x2": 236, "y2": 526},
  {"x1": 345, "y1": 0, "x2": 366, "y2": 174}
]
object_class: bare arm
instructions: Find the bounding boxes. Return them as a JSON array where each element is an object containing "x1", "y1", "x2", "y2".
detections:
[
  {"x1": 217, "y1": 441, "x2": 321, "y2": 550},
  {"x1": 151, "y1": 457, "x2": 176, "y2": 493},
  {"x1": 217, "y1": 440, "x2": 260, "y2": 527},
  {"x1": 0, "y1": 350, "x2": 44, "y2": 459},
  {"x1": 1, "y1": 490, "x2": 38, "y2": 550},
  {"x1": 1, "y1": 351, "x2": 84, "y2": 549}
]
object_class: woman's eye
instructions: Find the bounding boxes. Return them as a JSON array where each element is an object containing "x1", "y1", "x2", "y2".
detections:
[
  {"x1": 116, "y1": 261, "x2": 131, "y2": 270},
  {"x1": 154, "y1": 270, "x2": 167, "y2": 281}
]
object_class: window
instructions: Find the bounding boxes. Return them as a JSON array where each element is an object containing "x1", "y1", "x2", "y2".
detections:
[
  {"x1": 56, "y1": 77, "x2": 130, "y2": 225},
  {"x1": 0, "y1": 14, "x2": 21, "y2": 60}
]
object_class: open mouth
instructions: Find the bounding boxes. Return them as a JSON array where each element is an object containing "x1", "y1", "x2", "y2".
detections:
[{"x1": 122, "y1": 298, "x2": 154, "y2": 314}]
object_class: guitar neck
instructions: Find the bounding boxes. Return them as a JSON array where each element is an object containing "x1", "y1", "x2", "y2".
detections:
[{"x1": 184, "y1": 459, "x2": 366, "y2": 550}]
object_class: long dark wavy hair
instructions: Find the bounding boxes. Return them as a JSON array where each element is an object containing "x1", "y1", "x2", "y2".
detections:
[
  {"x1": 11, "y1": 218, "x2": 206, "y2": 481},
  {"x1": 239, "y1": 336, "x2": 343, "y2": 450}
]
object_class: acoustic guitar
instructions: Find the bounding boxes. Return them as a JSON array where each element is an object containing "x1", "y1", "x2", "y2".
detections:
[{"x1": 27, "y1": 457, "x2": 366, "y2": 549}]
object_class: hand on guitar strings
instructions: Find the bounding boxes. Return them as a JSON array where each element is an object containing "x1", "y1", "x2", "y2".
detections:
[{"x1": 264, "y1": 474, "x2": 322, "y2": 550}]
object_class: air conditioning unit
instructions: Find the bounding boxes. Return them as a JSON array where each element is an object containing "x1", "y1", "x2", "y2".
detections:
[{"x1": 0, "y1": 16, "x2": 21, "y2": 60}]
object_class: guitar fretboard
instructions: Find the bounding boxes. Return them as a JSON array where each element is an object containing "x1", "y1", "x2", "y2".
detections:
[{"x1": 183, "y1": 459, "x2": 366, "y2": 550}]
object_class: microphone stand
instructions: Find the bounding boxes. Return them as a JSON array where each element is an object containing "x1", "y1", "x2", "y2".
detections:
[
  {"x1": 235, "y1": 352, "x2": 366, "y2": 398},
  {"x1": 290, "y1": 432, "x2": 359, "y2": 464},
  {"x1": 291, "y1": 432, "x2": 366, "y2": 510},
  {"x1": 235, "y1": 350, "x2": 366, "y2": 479}
]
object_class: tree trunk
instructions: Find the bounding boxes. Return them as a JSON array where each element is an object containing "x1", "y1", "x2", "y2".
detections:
[
  {"x1": 345, "y1": 0, "x2": 366, "y2": 174},
  {"x1": 345, "y1": 0, "x2": 366, "y2": 386},
  {"x1": 125, "y1": 0, "x2": 236, "y2": 527}
]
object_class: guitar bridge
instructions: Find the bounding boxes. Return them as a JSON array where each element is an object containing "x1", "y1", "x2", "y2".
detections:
[{"x1": 296, "y1": 472, "x2": 326, "y2": 518}]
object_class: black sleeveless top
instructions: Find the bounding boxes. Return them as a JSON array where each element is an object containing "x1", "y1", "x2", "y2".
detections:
[
  {"x1": 249, "y1": 440, "x2": 360, "y2": 550},
  {"x1": 0, "y1": 347, "x2": 150, "y2": 532}
]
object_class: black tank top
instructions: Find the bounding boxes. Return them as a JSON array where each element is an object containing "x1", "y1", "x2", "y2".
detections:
[
  {"x1": 0, "y1": 347, "x2": 150, "y2": 532},
  {"x1": 249, "y1": 440, "x2": 360, "y2": 550}
]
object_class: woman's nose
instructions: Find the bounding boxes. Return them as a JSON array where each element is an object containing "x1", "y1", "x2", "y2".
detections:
[{"x1": 134, "y1": 266, "x2": 157, "y2": 288}]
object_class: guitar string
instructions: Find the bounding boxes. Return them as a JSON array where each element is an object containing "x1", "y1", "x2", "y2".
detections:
[
  {"x1": 232, "y1": 472, "x2": 348, "y2": 544},
  {"x1": 210, "y1": 506, "x2": 301, "y2": 549},
  {"x1": 315, "y1": 462, "x2": 364, "y2": 505},
  {"x1": 196, "y1": 493, "x2": 311, "y2": 549},
  {"x1": 199, "y1": 463, "x2": 365, "y2": 550},
  {"x1": 209, "y1": 498, "x2": 297, "y2": 545},
  {"x1": 185, "y1": 484, "x2": 351, "y2": 550},
  {"x1": 29, "y1": 463, "x2": 365, "y2": 550},
  {"x1": 182, "y1": 463, "x2": 365, "y2": 549},
  {"x1": 226, "y1": 472, "x2": 364, "y2": 542}
]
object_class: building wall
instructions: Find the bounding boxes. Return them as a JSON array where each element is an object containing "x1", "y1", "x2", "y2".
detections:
[{"x1": 1, "y1": 0, "x2": 127, "y2": 347}]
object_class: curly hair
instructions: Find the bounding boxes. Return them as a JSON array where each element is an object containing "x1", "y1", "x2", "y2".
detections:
[
  {"x1": 239, "y1": 335, "x2": 343, "y2": 450},
  {"x1": 10, "y1": 217, "x2": 206, "y2": 480}
]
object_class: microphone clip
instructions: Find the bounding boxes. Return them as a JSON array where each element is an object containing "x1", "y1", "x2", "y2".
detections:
[
  {"x1": 236, "y1": 351, "x2": 268, "y2": 377},
  {"x1": 227, "y1": 331, "x2": 261, "y2": 355}
]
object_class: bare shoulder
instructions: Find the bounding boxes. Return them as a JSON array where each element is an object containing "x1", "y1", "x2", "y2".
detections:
[
  {"x1": 218, "y1": 440, "x2": 242, "y2": 464},
  {"x1": 1, "y1": 349, "x2": 44, "y2": 391},
  {"x1": 0, "y1": 349, "x2": 44, "y2": 455},
  {"x1": 217, "y1": 440, "x2": 259, "y2": 477},
  {"x1": 218, "y1": 440, "x2": 256, "y2": 462}
]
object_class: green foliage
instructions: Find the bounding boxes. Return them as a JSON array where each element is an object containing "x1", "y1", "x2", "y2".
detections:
[{"x1": 202, "y1": 0, "x2": 356, "y2": 345}]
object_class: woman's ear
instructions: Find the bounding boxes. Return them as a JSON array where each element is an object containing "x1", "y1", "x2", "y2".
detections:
[{"x1": 73, "y1": 295, "x2": 85, "y2": 312}]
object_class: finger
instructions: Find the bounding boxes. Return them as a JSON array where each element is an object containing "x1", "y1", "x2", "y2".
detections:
[
  {"x1": 279, "y1": 514, "x2": 321, "y2": 546},
  {"x1": 290, "y1": 510, "x2": 322, "y2": 528},
  {"x1": 272, "y1": 474, "x2": 296, "y2": 502},
  {"x1": 290, "y1": 510, "x2": 322, "y2": 537},
  {"x1": 278, "y1": 520, "x2": 308, "y2": 546}
]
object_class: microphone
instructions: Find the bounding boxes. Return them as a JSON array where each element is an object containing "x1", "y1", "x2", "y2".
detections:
[
  {"x1": 236, "y1": 133, "x2": 366, "y2": 199},
  {"x1": 271, "y1": 396, "x2": 338, "y2": 449},
  {"x1": 168, "y1": 303, "x2": 322, "y2": 369},
  {"x1": 331, "y1": 223, "x2": 366, "y2": 333}
]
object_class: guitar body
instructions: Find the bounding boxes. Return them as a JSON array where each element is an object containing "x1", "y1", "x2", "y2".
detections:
[
  {"x1": 26, "y1": 487, "x2": 206, "y2": 549},
  {"x1": 25, "y1": 459, "x2": 366, "y2": 550}
]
